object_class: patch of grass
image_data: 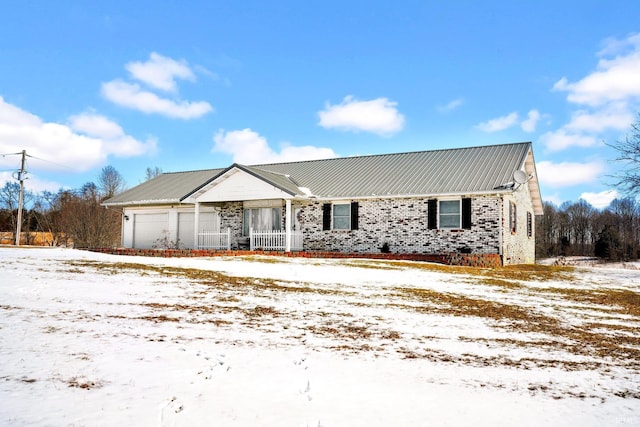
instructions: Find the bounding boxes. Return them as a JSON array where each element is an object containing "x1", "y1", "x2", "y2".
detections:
[
  {"x1": 139, "y1": 314, "x2": 181, "y2": 323},
  {"x1": 246, "y1": 306, "x2": 280, "y2": 317},
  {"x1": 397, "y1": 287, "x2": 557, "y2": 333},
  {"x1": 66, "y1": 376, "x2": 103, "y2": 390},
  {"x1": 539, "y1": 287, "x2": 640, "y2": 317},
  {"x1": 64, "y1": 260, "x2": 356, "y2": 299},
  {"x1": 397, "y1": 286, "x2": 640, "y2": 364}
]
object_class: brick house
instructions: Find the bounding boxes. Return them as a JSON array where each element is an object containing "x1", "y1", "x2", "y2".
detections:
[{"x1": 103, "y1": 142, "x2": 543, "y2": 264}]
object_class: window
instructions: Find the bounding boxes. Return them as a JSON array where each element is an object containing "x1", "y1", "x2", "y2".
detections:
[
  {"x1": 243, "y1": 207, "x2": 281, "y2": 235},
  {"x1": 332, "y1": 203, "x2": 351, "y2": 230},
  {"x1": 527, "y1": 212, "x2": 533, "y2": 238},
  {"x1": 429, "y1": 198, "x2": 472, "y2": 230},
  {"x1": 439, "y1": 200, "x2": 461, "y2": 229},
  {"x1": 322, "y1": 202, "x2": 359, "y2": 230},
  {"x1": 509, "y1": 202, "x2": 517, "y2": 233}
]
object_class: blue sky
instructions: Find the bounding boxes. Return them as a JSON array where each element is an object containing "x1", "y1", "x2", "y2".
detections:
[{"x1": 1, "y1": 1, "x2": 640, "y2": 209}]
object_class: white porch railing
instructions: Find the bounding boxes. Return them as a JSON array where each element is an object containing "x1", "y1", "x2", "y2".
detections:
[
  {"x1": 198, "y1": 228, "x2": 231, "y2": 250},
  {"x1": 250, "y1": 228, "x2": 303, "y2": 251}
]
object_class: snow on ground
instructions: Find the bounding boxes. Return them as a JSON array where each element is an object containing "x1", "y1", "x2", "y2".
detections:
[{"x1": 1, "y1": 247, "x2": 639, "y2": 426}]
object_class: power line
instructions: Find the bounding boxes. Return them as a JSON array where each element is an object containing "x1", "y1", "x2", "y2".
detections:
[
  {"x1": 2, "y1": 151, "x2": 74, "y2": 171},
  {"x1": 25, "y1": 153, "x2": 75, "y2": 171}
]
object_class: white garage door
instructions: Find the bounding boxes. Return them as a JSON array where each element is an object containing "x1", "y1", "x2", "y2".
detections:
[{"x1": 133, "y1": 213, "x2": 168, "y2": 249}]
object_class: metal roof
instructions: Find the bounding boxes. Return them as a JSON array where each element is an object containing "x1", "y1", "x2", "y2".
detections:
[
  {"x1": 103, "y1": 168, "x2": 224, "y2": 206},
  {"x1": 103, "y1": 142, "x2": 541, "y2": 212},
  {"x1": 255, "y1": 142, "x2": 533, "y2": 197}
]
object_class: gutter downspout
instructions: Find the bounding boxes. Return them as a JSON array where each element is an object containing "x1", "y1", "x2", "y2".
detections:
[{"x1": 498, "y1": 196, "x2": 504, "y2": 263}]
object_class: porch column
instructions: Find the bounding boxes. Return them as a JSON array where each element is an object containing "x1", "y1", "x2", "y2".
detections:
[
  {"x1": 285, "y1": 199, "x2": 291, "y2": 252},
  {"x1": 194, "y1": 201, "x2": 200, "y2": 249}
]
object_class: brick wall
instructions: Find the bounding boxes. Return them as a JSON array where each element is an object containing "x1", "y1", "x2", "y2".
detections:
[
  {"x1": 501, "y1": 183, "x2": 536, "y2": 264},
  {"x1": 295, "y1": 196, "x2": 502, "y2": 255},
  {"x1": 87, "y1": 247, "x2": 502, "y2": 268},
  {"x1": 219, "y1": 202, "x2": 244, "y2": 247}
]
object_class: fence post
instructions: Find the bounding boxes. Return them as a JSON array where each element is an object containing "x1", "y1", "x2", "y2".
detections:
[{"x1": 226, "y1": 227, "x2": 231, "y2": 250}]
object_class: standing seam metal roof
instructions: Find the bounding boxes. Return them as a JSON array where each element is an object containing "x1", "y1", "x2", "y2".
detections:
[{"x1": 103, "y1": 142, "x2": 536, "y2": 205}]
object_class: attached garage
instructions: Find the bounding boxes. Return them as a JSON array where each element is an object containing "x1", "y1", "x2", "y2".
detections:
[
  {"x1": 133, "y1": 213, "x2": 168, "y2": 249},
  {"x1": 177, "y1": 211, "x2": 220, "y2": 249},
  {"x1": 177, "y1": 212, "x2": 195, "y2": 249}
]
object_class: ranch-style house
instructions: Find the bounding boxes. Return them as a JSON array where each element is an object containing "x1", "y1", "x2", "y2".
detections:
[{"x1": 102, "y1": 142, "x2": 543, "y2": 265}]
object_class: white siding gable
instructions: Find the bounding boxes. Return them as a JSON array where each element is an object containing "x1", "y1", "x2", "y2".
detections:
[{"x1": 196, "y1": 168, "x2": 294, "y2": 203}]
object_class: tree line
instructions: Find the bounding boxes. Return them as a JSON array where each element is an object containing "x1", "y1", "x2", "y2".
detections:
[
  {"x1": 536, "y1": 198, "x2": 640, "y2": 261},
  {"x1": 0, "y1": 166, "x2": 161, "y2": 248}
]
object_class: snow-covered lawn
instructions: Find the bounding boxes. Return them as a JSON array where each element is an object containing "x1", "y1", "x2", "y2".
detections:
[{"x1": 1, "y1": 247, "x2": 639, "y2": 426}]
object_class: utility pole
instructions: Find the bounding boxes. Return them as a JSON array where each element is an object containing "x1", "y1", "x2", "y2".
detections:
[{"x1": 15, "y1": 150, "x2": 26, "y2": 246}]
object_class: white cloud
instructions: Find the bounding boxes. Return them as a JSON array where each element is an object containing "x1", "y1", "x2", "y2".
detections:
[
  {"x1": 68, "y1": 112, "x2": 157, "y2": 157},
  {"x1": 212, "y1": 128, "x2": 337, "y2": 165},
  {"x1": 520, "y1": 110, "x2": 541, "y2": 133},
  {"x1": 475, "y1": 112, "x2": 519, "y2": 132},
  {"x1": 580, "y1": 189, "x2": 619, "y2": 209},
  {"x1": 68, "y1": 112, "x2": 127, "y2": 140},
  {"x1": 437, "y1": 98, "x2": 464, "y2": 113},
  {"x1": 598, "y1": 33, "x2": 640, "y2": 57},
  {"x1": 536, "y1": 160, "x2": 603, "y2": 188},
  {"x1": 564, "y1": 104, "x2": 634, "y2": 133},
  {"x1": 0, "y1": 97, "x2": 154, "y2": 173},
  {"x1": 538, "y1": 101, "x2": 632, "y2": 153},
  {"x1": 553, "y1": 33, "x2": 640, "y2": 106},
  {"x1": 103, "y1": 53, "x2": 213, "y2": 119},
  {"x1": 539, "y1": 129, "x2": 597, "y2": 152},
  {"x1": 318, "y1": 96, "x2": 405, "y2": 136},
  {"x1": 126, "y1": 52, "x2": 196, "y2": 92},
  {"x1": 101, "y1": 80, "x2": 213, "y2": 119}
]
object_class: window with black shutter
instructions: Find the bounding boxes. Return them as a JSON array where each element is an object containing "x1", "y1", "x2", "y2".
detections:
[
  {"x1": 322, "y1": 204, "x2": 331, "y2": 230},
  {"x1": 351, "y1": 202, "x2": 359, "y2": 230},
  {"x1": 462, "y1": 198, "x2": 472, "y2": 229},
  {"x1": 428, "y1": 199, "x2": 437, "y2": 229}
]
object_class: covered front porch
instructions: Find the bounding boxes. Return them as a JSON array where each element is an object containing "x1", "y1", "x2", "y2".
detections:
[{"x1": 189, "y1": 164, "x2": 306, "y2": 253}]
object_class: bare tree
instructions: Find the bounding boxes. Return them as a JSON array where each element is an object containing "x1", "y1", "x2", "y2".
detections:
[
  {"x1": 566, "y1": 199, "x2": 596, "y2": 255},
  {"x1": 145, "y1": 166, "x2": 163, "y2": 181},
  {"x1": 536, "y1": 202, "x2": 559, "y2": 257},
  {"x1": 98, "y1": 166, "x2": 126, "y2": 199},
  {"x1": 609, "y1": 114, "x2": 640, "y2": 195},
  {"x1": 57, "y1": 184, "x2": 121, "y2": 248},
  {"x1": 608, "y1": 197, "x2": 640, "y2": 259}
]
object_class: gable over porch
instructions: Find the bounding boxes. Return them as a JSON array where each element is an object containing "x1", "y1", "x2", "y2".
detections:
[{"x1": 185, "y1": 164, "x2": 304, "y2": 252}]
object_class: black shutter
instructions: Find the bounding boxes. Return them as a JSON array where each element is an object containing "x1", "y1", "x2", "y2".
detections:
[
  {"x1": 322, "y1": 203, "x2": 331, "y2": 230},
  {"x1": 428, "y1": 199, "x2": 438, "y2": 229},
  {"x1": 462, "y1": 198, "x2": 472, "y2": 229},
  {"x1": 351, "y1": 202, "x2": 359, "y2": 230}
]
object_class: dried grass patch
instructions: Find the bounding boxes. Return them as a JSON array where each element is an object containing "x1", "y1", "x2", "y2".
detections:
[
  {"x1": 66, "y1": 376, "x2": 104, "y2": 390},
  {"x1": 539, "y1": 287, "x2": 640, "y2": 316},
  {"x1": 397, "y1": 287, "x2": 640, "y2": 365}
]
